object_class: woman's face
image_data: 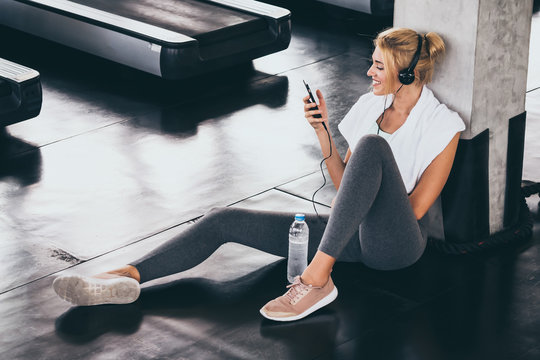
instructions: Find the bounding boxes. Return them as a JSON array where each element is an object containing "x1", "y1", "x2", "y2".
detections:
[{"x1": 367, "y1": 46, "x2": 397, "y2": 95}]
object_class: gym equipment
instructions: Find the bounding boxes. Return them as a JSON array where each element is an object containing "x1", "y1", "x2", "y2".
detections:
[
  {"x1": 0, "y1": 57, "x2": 42, "y2": 127},
  {"x1": 0, "y1": 0, "x2": 291, "y2": 79}
]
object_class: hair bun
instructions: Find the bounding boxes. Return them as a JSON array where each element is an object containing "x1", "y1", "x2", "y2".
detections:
[{"x1": 424, "y1": 32, "x2": 445, "y2": 63}]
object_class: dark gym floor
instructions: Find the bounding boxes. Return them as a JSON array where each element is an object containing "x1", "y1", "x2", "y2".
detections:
[{"x1": 1, "y1": 2, "x2": 540, "y2": 359}]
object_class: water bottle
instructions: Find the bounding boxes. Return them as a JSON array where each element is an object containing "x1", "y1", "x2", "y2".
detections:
[{"x1": 287, "y1": 213, "x2": 309, "y2": 283}]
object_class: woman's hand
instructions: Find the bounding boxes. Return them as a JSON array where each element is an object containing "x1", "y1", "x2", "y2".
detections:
[
  {"x1": 302, "y1": 88, "x2": 347, "y2": 191},
  {"x1": 303, "y1": 89, "x2": 328, "y2": 132}
]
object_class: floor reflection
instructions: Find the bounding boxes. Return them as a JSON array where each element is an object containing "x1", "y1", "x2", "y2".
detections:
[{"x1": 0, "y1": 128, "x2": 42, "y2": 186}]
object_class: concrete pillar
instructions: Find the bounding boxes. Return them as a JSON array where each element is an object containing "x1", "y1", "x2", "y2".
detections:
[{"x1": 394, "y1": 0, "x2": 533, "y2": 234}]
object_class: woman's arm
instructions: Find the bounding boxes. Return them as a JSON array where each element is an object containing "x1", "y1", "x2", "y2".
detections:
[
  {"x1": 408, "y1": 132, "x2": 461, "y2": 219},
  {"x1": 304, "y1": 90, "x2": 350, "y2": 190}
]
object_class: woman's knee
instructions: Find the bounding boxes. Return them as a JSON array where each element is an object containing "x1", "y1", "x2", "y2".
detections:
[
  {"x1": 206, "y1": 206, "x2": 239, "y2": 220},
  {"x1": 202, "y1": 207, "x2": 236, "y2": 228},
  {"x1": 356, "y1": 134, "x2": 391, "y2": 153},
  {"x1": 350, "y1": 135, "x2": 394, "y2": 166},
  {"x1": 206, "y1": 207, "x2": 227, "y2": 217},
  {"x1": 205, "y1": 206, "x2": 254, "y2": 226}
]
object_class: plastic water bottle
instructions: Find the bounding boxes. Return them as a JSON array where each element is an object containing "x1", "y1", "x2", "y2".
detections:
[{"x1": 287, "y1": 213, "x2": 309, "y2": 283}]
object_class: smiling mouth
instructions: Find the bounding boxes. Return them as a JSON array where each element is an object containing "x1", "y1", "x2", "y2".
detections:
[{"x1": 372, "y1": 80, "x2": 381, "y2": 86}]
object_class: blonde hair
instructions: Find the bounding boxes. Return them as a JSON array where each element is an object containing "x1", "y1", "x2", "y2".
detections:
[{"x1": 374, "y1": 28, "x2": 445, "y2": 93}]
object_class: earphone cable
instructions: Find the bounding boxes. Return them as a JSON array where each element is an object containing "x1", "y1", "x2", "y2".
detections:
[
  {"x1": 378, "y1": 84, "x2": 403, "y2": 135},
  {"x1": 312, "y1": 123, "x2": 332, "y2": 218}
]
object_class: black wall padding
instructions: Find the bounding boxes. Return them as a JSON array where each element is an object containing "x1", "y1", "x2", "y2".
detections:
[
  {"x1": 504, "y1": 112, "x2": 527, "y2": 227},
  {"x1": 441, "y1": 129, "x2": 490, "y2": 243}
]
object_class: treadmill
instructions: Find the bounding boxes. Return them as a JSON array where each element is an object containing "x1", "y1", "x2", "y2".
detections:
[
  {"x1": 0, "y1": 0, "x2": 291, "y2": 79},
  {"x1": 0, "y1": 57, "x2": 42, "y2": 128}
]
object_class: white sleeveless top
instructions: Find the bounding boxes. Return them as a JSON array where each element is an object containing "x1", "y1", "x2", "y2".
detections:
[
  {"x1": 366, "y1": 120, "x2": 392, "y2": 141},
  {"x1": 338, "y1": 86, "x2": 465, "y2": 194}
]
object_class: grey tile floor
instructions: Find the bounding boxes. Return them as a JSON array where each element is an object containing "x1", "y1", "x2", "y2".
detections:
[{"x1": 1, "y1": 1, "x2": 539, "y2": 359}]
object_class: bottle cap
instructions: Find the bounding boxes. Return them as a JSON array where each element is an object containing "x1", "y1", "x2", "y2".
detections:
[{"x1": 295, "y1": 213, "x2": 305, "y2": 221}]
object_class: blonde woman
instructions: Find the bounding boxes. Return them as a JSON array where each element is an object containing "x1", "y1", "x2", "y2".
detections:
[{"x1": 53, "y1": 28, "x2": 464, "y2": 322}]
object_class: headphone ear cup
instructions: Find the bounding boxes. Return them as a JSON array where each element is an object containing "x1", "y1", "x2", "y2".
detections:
[
  {"x1": 398, "y1": 69, "x2": 415, "y2": 85},
  {"x1": 398, "y1": 35, "x2": 422, "y2": 86}
]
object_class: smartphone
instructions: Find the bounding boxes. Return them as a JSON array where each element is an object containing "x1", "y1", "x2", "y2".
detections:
[{"x1": 303, "y1": 80, "x2": 322, "y2": 119}]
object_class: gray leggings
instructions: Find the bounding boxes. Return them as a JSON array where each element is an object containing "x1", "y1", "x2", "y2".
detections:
[{"x1": 132, "y1": 135, "x2": 428, "y2": 284}]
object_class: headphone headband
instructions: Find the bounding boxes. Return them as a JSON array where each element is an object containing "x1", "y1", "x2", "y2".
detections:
[{"x1": 398, "y1": 34, "x2": 423, "y2": 85}]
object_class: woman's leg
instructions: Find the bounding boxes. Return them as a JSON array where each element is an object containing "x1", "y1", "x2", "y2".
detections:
[
  {"x1": 303, "y1": 134, "x2": 426, "y2": 285},
  {"x1": 261, "y1": 135, "x2": 426, "y2": 321},
  {"x1": 322, "y1": 134, "x2": 425, "y2": 269},
  {"x1": 53, "y1": 209, "x2": 337, "y2": 306},
  {"x1": 53, "y1": 204, "x2": 364, "y2": 306},
  {"x1": 131, "y1": 208, "x2": 335, "y2": 283}
]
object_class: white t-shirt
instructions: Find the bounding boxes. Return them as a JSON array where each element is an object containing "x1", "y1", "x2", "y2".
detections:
[{"x1": 338, "y1": 86, "x2": 466, "y2": 194}]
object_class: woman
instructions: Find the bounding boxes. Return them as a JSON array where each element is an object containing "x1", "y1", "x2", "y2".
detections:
[{"x1": 53, "y1": 28, "x2": 465, "y2": 322}]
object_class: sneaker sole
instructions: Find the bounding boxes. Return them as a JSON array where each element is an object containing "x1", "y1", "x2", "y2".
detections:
[
  {"x1": 53, "y1": 275, "x2": 140, "y2": 306},
  {"x1": 260, "y1": 286, "x2": 338, "y2": 322}
]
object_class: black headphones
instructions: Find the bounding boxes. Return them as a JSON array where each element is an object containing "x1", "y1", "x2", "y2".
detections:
[{"x1": 398, "y1": 34, "x2": 423, "y2": 85}]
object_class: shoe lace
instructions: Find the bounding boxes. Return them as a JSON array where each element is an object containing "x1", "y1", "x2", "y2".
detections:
[{"x1": 285, "y1": 276, "x2": 312, "y2": 303}]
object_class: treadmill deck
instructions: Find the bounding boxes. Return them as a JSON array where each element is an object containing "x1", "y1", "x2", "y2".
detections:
[
  {"x1": 69, "y1": 0, "x2": 268, "y2": 43},
  {"x1": 0, "y1": 0, "x2": 291, "y2": 79}
]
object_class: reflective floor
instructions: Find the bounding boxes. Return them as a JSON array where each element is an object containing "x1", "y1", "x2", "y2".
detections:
[{"x1": 1, "y1": 1, "x2": 540, "y2": 359}]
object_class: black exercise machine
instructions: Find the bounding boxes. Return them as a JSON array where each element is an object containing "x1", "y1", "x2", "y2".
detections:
[
  {"x1": 0, "y1": 57, "x2": 42, "y2": 128},
  {"x1": 0, "y1": 0, "x2": 292, "y2": 79}
]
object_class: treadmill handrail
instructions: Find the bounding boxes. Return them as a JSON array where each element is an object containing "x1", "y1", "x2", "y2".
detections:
[
  {"x1": 12, "y1": 0, "x2": 197, "y2": 45},
  {"x1": 205, "y1": 0, "x2": 291, "y2": 20},
  {"x1": 0, "y1": 58, "x2": 40, "y2": 83}
]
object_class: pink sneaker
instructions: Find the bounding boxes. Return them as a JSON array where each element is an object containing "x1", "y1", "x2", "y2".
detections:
[
  {"x1": 53, "y1": 274, "x2": 140, "y2": 306},
  {"x1": 260, "y1": 276, "x2": 338, "y2": 322}
]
